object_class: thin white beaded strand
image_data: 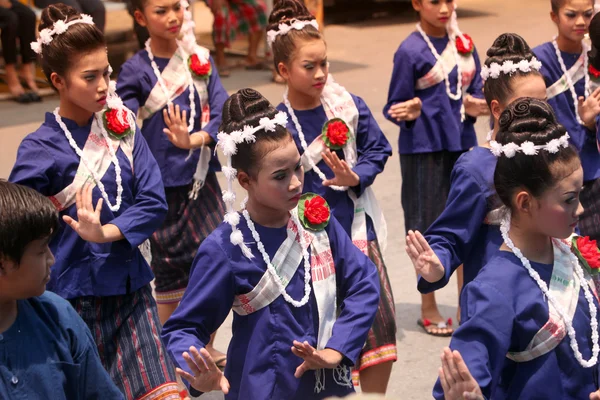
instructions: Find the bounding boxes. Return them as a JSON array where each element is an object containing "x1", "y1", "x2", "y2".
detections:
[
  {"x1": 54, "y1": 108, "x2": 123, "y2": 212},
  {"x1": 416, "y1": 23, "x2": 465, "y2": 121},
  {"x1": 282, "y1": 88, "x2": 345, "y2": 192},
  {"x1": 242, "y1": 209, "x2": 312, "y2": 307},
  {"x1": 145, "y1": 39, "x2": 197, "y2": 133},
  {"x1": 552, "y1": 36, "x2": 591, "y2": 125},
  {"x1": 500, "y1": 214, "x2": 599, "y2": 368}
]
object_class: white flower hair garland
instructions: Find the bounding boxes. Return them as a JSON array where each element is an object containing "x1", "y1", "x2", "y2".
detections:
[
  {"x1": 31, "y1": 14, "x2": 94, "y2": 54},
  {"x1": 489, "y1": 132, "x2": 570, "y2": 158},
  {"x1": 481, "y1": 57, "x2": 543, "y2": 81},
  {"x1": 216, "y1": 111, "x2": 289, "y2": 258},
  {"x1": 266, "y1": 18, "x2": 319, "y2": 47}
]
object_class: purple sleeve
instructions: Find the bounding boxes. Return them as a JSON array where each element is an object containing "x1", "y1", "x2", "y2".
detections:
[
  {"x1": 467, "y1": 46, "x2": 484, "y2": 99},
  {"x1": 203, "y1": 56, "x2": 229, "y2": 141},
  {"x1": 351, "y1": 95, "x2": 392, "y2": 197},
  {"x1": 324, "y1": 217, "x2": 380, "y2": 364},
  {"x1": 116, "y1": 58, "x2": 143, "y2": 116},
  {"x1": 109, "y1": 128, "x2": 167, "y2": 248},
  {"x1": 383, "y1": 45, "x2": 417, "y2": 129},
  {"x1": 419, "y1": 166, "x2": 488, "y2": 293},
  {"x1": 9, "y1": 137, "x2": 57, "y2": 195},
  {"x1": 161, "y1": 235, "x2": 235, "y2": 387}
]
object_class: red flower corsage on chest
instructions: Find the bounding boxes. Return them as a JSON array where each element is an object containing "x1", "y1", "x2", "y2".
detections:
[
  {"x1": 589, "y1": 64, "x2": 600, "y2": 81},
  {"x1": 188, "y1": 53, "x2": 212, "y2": 80},
  {"x1": 456, "y1": 34, "x2": 474, "y2": 56},
  {"x1": 103, "y1": 108, "x2": 133, "y2": 140},
  {"x1": 298, "y1": 193, "x2": 330, "y2": 232},
  {"x1": 322, "y1": 118, "x2": 350, "y2": 150},
  {"x1": 572, "y1": 235, "x2": 600, "y2": 274}
]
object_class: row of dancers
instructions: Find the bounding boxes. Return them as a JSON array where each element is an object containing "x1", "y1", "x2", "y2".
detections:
[{"x1": 2, "y1": 0, "x2": 600, "y2": 398}]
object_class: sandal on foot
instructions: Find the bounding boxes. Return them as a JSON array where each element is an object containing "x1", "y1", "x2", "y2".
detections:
[
  {"x1": 214, "y1": 356, "x2": 227, "y2": 372},
  {"x1": 27, "y1": 92, "x2": 42, "y2": 102},
  {"x1": 417, "y1": 318, "x2": 453, "y2": 337},
  {"x1": 12, "y1": 93, "x2": 31, "y2": 104}
]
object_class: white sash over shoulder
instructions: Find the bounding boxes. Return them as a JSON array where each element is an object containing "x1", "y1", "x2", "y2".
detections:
[
  {"x1": 547, "y1": 53, "x2": 586, "y2": 100},
  {"x1": 415, "y1": 41, "x2": 476, "y2": 92},
  {"x1": 506, "y1": 241, "x2": 597, "y2": 362},
  {"x1": 139, "y1": 44, "x2": 212, "y2": 199},
  {"x1": 301, "y1": 76, "x2": 388, "y2": 254}
]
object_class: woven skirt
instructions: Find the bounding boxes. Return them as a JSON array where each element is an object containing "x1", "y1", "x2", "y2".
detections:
[
  {"x1": 352, "y1": 239, "x2": 397, "y2": 383},
  {"x1": 579, "y1": 177, "x2": 600, "y2": 241},
  {"x1": 151, "y1": 172, "x2": 225, "y2": 304},
  {"x1": 209, "y1": 0, "x2": 267, "y2": 47},
  {"x1": 400, "y1": 150, "x2": 464, "y2": 233},
  {"x1": 70, "y1": 285, "x2": 180, "y2": 400}
]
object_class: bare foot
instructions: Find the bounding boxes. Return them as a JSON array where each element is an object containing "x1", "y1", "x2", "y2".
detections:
[
  {"x1": 5, "y1": 65, "x2": 26, "y2": 97},
  {"x1": 18, "y1": 63, "x2": 40, "y2": 92}
]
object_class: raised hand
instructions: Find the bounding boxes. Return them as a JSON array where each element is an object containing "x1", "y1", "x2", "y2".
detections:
[
  {"x1": 591, "y1": 389, "x2": 600, "y2": 400},
  {"x1": 321, "y1": 149, "x2": 360, "y2": 187},
  {"x1": 578, "y1": 87, "x2": 600, "y2": 129},
  {"x1": 406, "y1": 230, "x2": 445, "y2": 283},
  {"x1": 176, "y1": 346, "x2": 230, "y2": 394},
  {"x1": 463, "y1": 95, "x2": 489, "y2": 118},
  {"x1": 387, "y1": 97, "x2": 422, "y2": 122},
  {"x1": 63, "y1": 183, "x2": 106, "y2": 243},
  {"x1": 163, "y1": 103, "x2": 192, "y2": 149},
  {"x1": 291, "y1": 340, "x2": 343, "y2": 378},
  {"x1": 439, "y1": 347, "x2": 483, "y2": 400}
]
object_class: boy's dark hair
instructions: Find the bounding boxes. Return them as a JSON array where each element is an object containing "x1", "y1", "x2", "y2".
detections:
[
  {"x1": 494, "y1": 98, "x2": 580, "y2": 209},
  {"x1": 38, "y1": 4, "x2": 106, "y2": 91},
  {"x1": 268, "y1": 0, "x2": 323, "y2": 74},
  {"x1": 219, "y1": 88, "x2": 291, "y2": 176},
  {"x1": 0, "y1": 181, "x2": 58, "y2": 266},
  {"x1": 483, "y1": 33, "x2": 542, "y2": 108}
]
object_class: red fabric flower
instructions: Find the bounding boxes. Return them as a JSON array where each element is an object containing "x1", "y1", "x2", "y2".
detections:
[
  {"x1": 326, "y1": 120, "x2": 349, "y2": 146},
  {"x1": 456, "y1": 34, "x2": 474, "y2": 55},
  {"x1": 577, "y1": 236, "x2": 600, "y2": 269},
  {"x1": 304, "y1": 195, "x2": 330, "y2": 225},
  {"x1": 105, "y1": 109, "x2": 130, "y2": 136},
  {"x1": 189, "y1": 54, "x2": 211, "y2": 78},
  {"x1": 590, "y1": 64, "x2": 600, "y2": 79}
]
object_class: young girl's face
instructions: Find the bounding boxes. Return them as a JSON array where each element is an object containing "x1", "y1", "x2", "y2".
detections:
[
  {"x1": 245, "y1": 137, "x2": 304, "y2": 215},
  {"x1": 136, "y1": 0, "x2": 183, "y2": 41},
  {"x1": 552, "y1": 0, "x2": 594, "y2": 44},
  {"x1": 280, "y1": 38, "x2": 328, "y2": 101},
  {"x1": 528, "y1": 162, "x2": 584, "y2": 239},
  {"x1": 55, "y1": 47, "x2": 110, "y2": 115},
  {"x1": 412, "y1": 0, "x2": 454, "y2": 30}
]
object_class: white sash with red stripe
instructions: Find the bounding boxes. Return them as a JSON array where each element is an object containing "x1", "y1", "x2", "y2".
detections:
[
  {"x1": 415, "y1": 41, "x2": 476, "y2": 92},
  {"x1": 506, "y1": 239, "x2": 597, "y2": 362},
  {"x1": 139, "y1": 44, "x2": 212, "y2": 199},
  {"x1": 301, "y1": 76, "x2": 387, "y2": 254}
]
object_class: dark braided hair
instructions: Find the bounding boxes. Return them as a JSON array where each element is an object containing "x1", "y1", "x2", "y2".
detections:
[
  {"x1": 38, "y1": 4, "x2": 105, "y2": 90},
  {"x1": 494, "y1": 98, "x2": 580, "y2": 208},
  {"x1": 219, "y1": 88, "x2": 291, "y2": 176},
  {"x1": 268, "y1": 0, "x2": 323, "y2": 74},
  {"x1": 483, "y1": 33, "x2": 543, "y2": 108}
]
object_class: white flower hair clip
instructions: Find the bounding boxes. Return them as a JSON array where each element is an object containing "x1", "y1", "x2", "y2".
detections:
[
  {"x1": 266, "y1": 19, "x2": 319, "y2": 47},
  {"x1": 30, "y1": 14, "x2": 95, "y2": 55},
  {"x1": 216, "y1": 111, "x2": 289, "y2": 258},
  {"x1": 481, "y1": 57, "x2": 542, "y2": 81},
  {"x1": 489, "y1": 132, "x2": 570, "y2": 158}
]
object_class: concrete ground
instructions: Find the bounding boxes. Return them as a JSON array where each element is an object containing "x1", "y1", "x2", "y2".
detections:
[{"x1": 0, "y1": 0, "x2": 560, "y2": 398}]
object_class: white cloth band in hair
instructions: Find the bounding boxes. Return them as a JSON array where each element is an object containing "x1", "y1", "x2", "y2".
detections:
[
  {"x1": 481, "y1": 57, "x2": 543, "y2": 81},
  {"x1": 216, "y1": 111, "x2": 289, "y2": 258},
  {"x1": 30, "y1": 14, "x2": 95, "y2": 55},
  {"x1": 267, "y1": 19, "x2": 319, "y2": 47},
  {"x1": 489, "y1": 133, "x2": 570, "y2": 158}
]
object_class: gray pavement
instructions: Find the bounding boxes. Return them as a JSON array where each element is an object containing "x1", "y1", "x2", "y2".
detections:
[{"x1": 0, "y1": 0, "x2": 560, "y2": 398}]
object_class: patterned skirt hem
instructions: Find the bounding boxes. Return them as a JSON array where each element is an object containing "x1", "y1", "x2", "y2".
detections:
[
  {"x1": 155, "y1": 288, "x2": 187, "y2": 304},
  {"x1": 351, "y1": 344, "x2": 398, "y2": 385},
  {"x1": 138, "y1": 382, "x2": 181, "y2": 400}
]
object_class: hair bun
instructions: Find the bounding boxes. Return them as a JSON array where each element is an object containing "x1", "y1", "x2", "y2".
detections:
[
  {"x1": 485, "y1": 33, "x2": 534, "y2": 66},
  {"x1": 220, "y1": 88, "x2": 278, "y2": 133},
  {"x1": 268, "y1": 0, "x2": 313, "y2": 28},
  {"x1": 497, "y1": 98, "x2": 565, "y2": 146},
  {"x1": 39, "y1": 3, "x2": 79, "y2": 31}
]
